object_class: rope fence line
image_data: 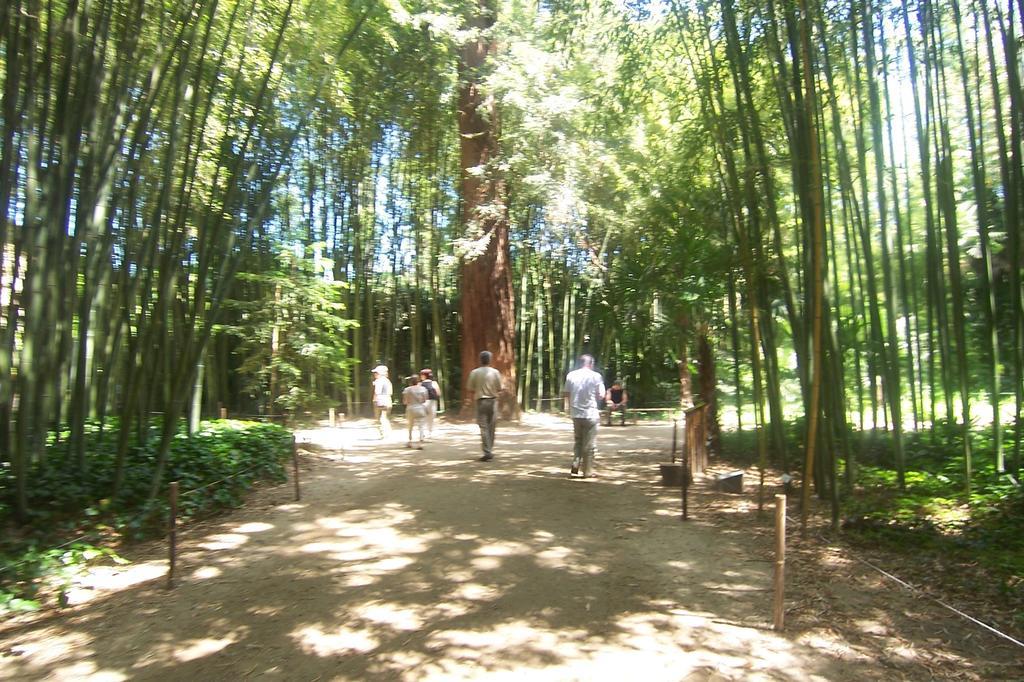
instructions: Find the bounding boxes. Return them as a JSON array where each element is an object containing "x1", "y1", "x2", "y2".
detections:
[
  {"x1": 22, "y1": 424, "x2": 1019, "y2": 656},
  {"x1": 0, "y1": 532, "x2": 104, "y2": 577},
  {"x1": 176, "y1": 465, "x2": 275, "y2": 499},
  {"x1": 2, "y1": 439, "x2": 301, "y2": 592},
  {"x1": 850, "y1": 553, "x2": 1024, "y2": 650},
  {"x1": 216, "y1": 402, "x2": 688, "y2": 422},
  {"x1": 0, "y1": 503, "x2": 158, "y2": 579},
  {"x1": 659, "y1": 418, "x2": 1020, "y2": 645},
  {"x1": 783, "y1": 509, "x2": 1024, "y2": 651},
  {"x1": 166, "y1": 437, "x2": 301, "y2": 587}
]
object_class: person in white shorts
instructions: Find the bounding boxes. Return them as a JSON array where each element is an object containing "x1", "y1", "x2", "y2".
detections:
[
  {"x1": 371, "y1": 365, "x2": 393, "y2": 439},
  {"x1": 402, "y1": 375, "x2": 428, "y2": 449},
  {"x1": 419, "y1": 368, "x2": 441, "y2": 440}
]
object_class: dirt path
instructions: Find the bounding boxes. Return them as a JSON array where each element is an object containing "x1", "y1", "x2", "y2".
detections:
[{"x1": 1, "y1": 415, "x2": 1021, "y2": 680}]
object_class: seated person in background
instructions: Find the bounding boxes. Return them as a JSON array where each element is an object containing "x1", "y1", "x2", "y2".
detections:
[{"x1": 605, "y1": 381, "x2": 628, "y2": 425}]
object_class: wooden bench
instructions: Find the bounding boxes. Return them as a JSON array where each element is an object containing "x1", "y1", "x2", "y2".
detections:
[{"x1": 604, "y1": 406, "x2": 679, "y2": 426}]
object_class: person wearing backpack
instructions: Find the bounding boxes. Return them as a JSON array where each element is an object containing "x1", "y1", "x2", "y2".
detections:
[
  {"x1": 419, "y1": 368, "x2": 441, "y2": 440},
  {"x1": 402, "y1": 375, "x2": 429, "y2": 449}
]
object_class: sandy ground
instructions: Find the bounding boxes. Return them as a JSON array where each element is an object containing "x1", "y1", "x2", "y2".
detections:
[{"x1": 1, "y1": 414, "x2": 1021, "y2": 681}]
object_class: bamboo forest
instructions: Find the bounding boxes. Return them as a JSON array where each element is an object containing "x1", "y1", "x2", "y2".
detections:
[{"x1": 2, "y1": 0, "x2": 1024, "y2": 677}]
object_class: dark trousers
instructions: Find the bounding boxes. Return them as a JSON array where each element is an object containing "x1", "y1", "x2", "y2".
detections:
[{"x1": 572, "y1": 417, "x2": 599, "y2": 475}]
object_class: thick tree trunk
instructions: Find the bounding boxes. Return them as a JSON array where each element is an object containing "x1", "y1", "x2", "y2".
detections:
[
  {"x1": 696, "y1": 327, "x2": 719, "y2": 453},
  {"x1": 457, "y1": 0, "x2": 517, "y2": 419}
]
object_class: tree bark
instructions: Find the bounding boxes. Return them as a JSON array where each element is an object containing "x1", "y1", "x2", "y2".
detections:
[{"x1": 457, "y1": 0, "x2": 517, "y2": 419}]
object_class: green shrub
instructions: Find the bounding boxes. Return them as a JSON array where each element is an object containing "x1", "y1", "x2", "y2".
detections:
[{"x1": 0, "y1": 420, "x2": 293, "y2": 614}]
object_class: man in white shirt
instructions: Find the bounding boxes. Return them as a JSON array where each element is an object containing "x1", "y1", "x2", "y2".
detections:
[
  {"x1": 561, "y1": 354, "x2": 606, "y2": 478},
  {"x1": 465, "y1": 350, "x2": 503, "y2": 461}
]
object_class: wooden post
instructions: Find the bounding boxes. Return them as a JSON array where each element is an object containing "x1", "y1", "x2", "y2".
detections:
[
  {"x1": 773, "y1": 494, "x2": 786, "y2": 630},
  {"x1": 292, "y1": 439, "x2": 301, "y2": 501},
  {"x1": 671, "y1": 418, "x2": 678, "y2": 463},
  {"x1": 329, "y1": 407, "x2": 336, "y2": 427},
  {"x1": 219, "y1": 407, "x2": 227, "y2": 419},
  {"x1": 681, "y1": 430, "x2": 689, "y2": 521},
  {"x1": 167, "y1": 482, "x2": 179, "y2": 589}
]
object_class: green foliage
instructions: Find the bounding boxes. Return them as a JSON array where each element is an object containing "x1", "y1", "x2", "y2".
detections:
[
  {"x1": 0, "y1": 421, "x2": 293, "y2": 613},
  {"x1": 839, "y1": 425, "x2": 1024, "y2": 620},
  {"x1": 0, "y1": 543, "x2": 127, "y2": 616},
  {"x1": 220, "y1": 246, "x2": 357, "y2": 414}
]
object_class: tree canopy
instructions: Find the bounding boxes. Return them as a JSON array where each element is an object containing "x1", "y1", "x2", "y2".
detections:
[{"x1": 2, "y1": 0, "x2": 1023, "y2": 541}]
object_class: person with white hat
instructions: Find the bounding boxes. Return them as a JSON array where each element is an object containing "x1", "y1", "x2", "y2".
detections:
[{"x1": 371, "y1": 365, "x2": 393, "y2": 439}]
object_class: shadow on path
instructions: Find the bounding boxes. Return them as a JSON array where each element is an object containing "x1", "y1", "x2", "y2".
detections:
[{"x1": 1, "y1": 417, "x2": 1014, "y2": 680}]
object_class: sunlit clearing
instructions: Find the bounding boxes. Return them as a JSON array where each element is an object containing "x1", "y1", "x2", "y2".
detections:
[
  {"x1": 294, "y1": 427, "x2": 349, "y2": 452},
  {"x1": 469, "y1": 555, "x2": 502, "y2": 571},
  {"x1": 292, "y1": 625, "x2": 379, "y2": 657},
  {"x1": 353, "y1": 602, "x2": 425, "y2": 631},
  {"x1": 337, "y1": 572, "x2": 379, "y2": 588},
  {"x1": 191, "y1": 565, "x2": 222, "y2": 580},
  {"x1": 358, "y1": 556, "x2": 417, "y2": 573},
  {"x1": 447, "y1": 582, "x2": 500, "y2": 603},
  {"x1": 854, "y1": 619, "x2": 890, "y2": 636},
  {"x1": 534, "y1": 545, "x2": 575, "y2": 569},
  {"x1": 66, "y1": 561, "x2": 166, "y2": 606},
  {"x1": 519, "y1": 412, "x2": 571, "y2": 428},
  {"x1": 315, "y1": 516, "x2": 347, "y2": 530},
  {"x1": 233, "y1": 522, "x2": 273, "y2": 533},
  {"x1": 405, "y1": 607, "x2": 815, "y2": 680},
  {"x1": 473, "y1": 541, "x2": 532, "y2": 557},
  {"x1": 299, "y1": 508, "x2": 441, "y2": 571},
  {"x1": 173, "y1": 635, "x2": 237, "y2": 662},
  {"x1": 335, "y1": 503, "x2": 417, "y2": 529},
  {"x1": 534, "y1": 545, "x2": 604, "y2": 575},
  {"x1": 198, "y1": 533, "x2": 249, "y2": 551},
  {"x1": 445, "y1": 569, "x2": 477, "y2": 583},
  {"x1": 429, "y1": 622, "x2": 578, "y2": 660},
  {"x1": 797, "y1": 633, "x2": 876, "y2": 663},
  {"x1": 6, "y1": 632, "x2": 90, "y2": 666},
  {"x1": 53, "y1": 662, "x2": 127, "y2": 682},
  {"x1": 701, "y1": 581, "x2": 764, "y2": 593}
]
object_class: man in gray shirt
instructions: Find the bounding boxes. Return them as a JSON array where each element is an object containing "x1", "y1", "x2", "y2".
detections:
[
  {"x1": 466, "y1": 350, "x2": 503, "y2": 461},
  {"x1": 562, "y1": 354, "x2": 606, "y2": 478}
]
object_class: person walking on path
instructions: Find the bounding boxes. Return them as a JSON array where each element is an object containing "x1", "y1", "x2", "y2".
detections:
[
  {"x1": 371, "y1": 365, "x2": 393, "y2": 439},
  {"x1": 562, "y1": 354, "x2": 606, "y2": 478},
  {"x1": 465, "y1": 350, "x2": 503, "y2": 461},
  {"x1": 402, "y1": 375, "x2": 429, "y2": 449},
  {"x1": 419, "y1": 368, "x2": 441, "y2": 440}
]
